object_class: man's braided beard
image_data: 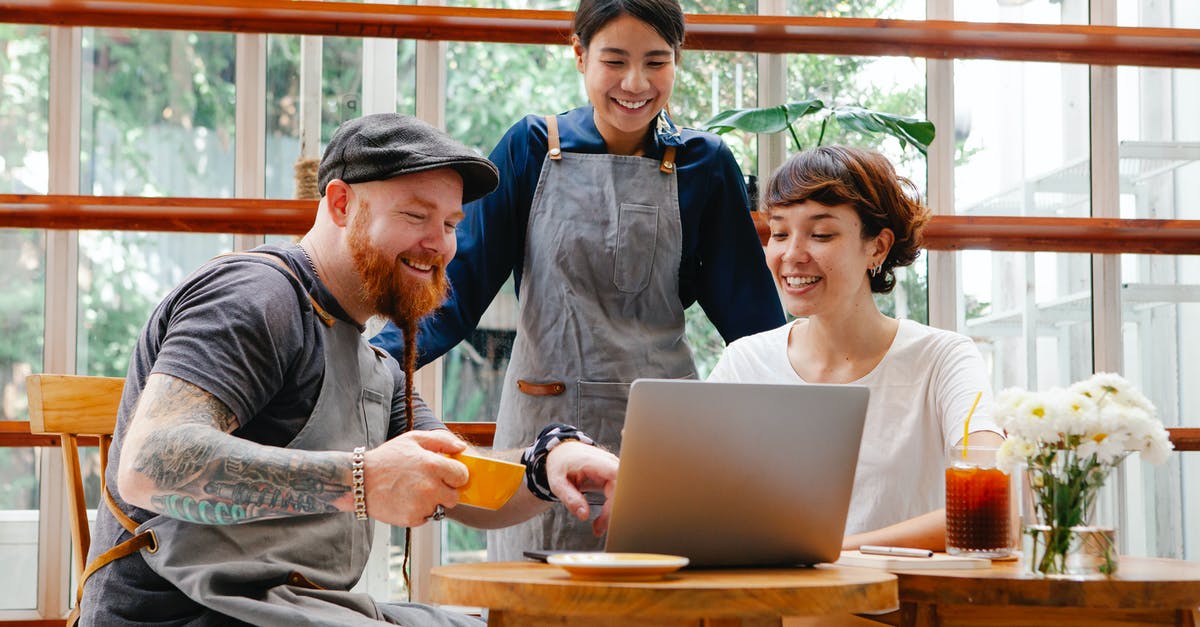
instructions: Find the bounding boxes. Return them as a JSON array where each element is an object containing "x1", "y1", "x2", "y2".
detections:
[{"x1": 348, "y1": 200, "x2": 449, "y2": 430}]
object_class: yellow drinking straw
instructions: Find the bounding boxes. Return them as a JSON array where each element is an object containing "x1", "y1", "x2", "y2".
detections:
[{"x1": 961, "y1": 391, "x2": 983, "y2": 459}]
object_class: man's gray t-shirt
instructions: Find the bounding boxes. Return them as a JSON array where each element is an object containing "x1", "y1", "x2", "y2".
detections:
[{"x1": 82, "y1": 244, "x2": 443, "y2": 626}]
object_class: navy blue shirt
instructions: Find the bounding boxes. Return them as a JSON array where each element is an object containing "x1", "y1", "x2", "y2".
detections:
[{"x1": 373, "y1": 106, "x2": 783, "y2": 366}]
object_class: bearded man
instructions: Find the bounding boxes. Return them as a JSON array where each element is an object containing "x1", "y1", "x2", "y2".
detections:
[{"x1": 79, "y1": 114, "x2": 618, "y2": 626}]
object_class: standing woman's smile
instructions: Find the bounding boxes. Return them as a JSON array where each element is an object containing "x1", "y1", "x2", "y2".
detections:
[{"x1": 575, "y1": 13, "x2": 677, "y2": 155}]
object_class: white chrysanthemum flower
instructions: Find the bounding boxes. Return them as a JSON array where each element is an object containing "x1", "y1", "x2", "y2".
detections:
[
  {"x1": 989, "y1": 374, "x2": 1169, "y2": 483},
  {"x1": 996, "y1": 437, "x2": 1020, "y2": 472},
  {"x1": 1049, "y1": 387, "x2": 1098, "y2": 438},
  {"x1": 993, "y1": 387, "x2": 1032, "y2": 431},
  {"x1": 1004, "y1": 395, "x2": 1059, "y2": 442},
  {"x1": 1076, "y1": 372, "x2": 1156, "y2": 415},
  {"x1": 1139, "y1": 427, "x2": 1174, "y2": 465}
]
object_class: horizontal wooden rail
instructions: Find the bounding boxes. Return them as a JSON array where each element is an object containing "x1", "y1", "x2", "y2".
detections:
[
  {"x1": 4, "y1": 195, "x2": 1200, "y2": 255},
  {"x1": 0, "y1": 419, "x2": 495, "y2": 448},
  {"x1": 1168, "y1": 428, "x2": 1200, "y2": 452},
  {"x1": 752, "y1": 211, "x2": 1200, "y2": 255},
  {"x1": 921, "y1": 216, "x2": 1200, "y2": 256},
  {"x1": 2, "y1": 0, "x2": 1199, "y2": 68},
  {"x1": 0, "y1": 194, "x2": 314, "y2": 235},
  {"x1": 2, "y1": 422, "x2": 1193, "y2": 450}
]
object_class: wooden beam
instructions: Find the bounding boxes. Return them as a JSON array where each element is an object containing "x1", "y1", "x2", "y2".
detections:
[
  {"x1": 749, "y1": 212, "x2": 1200, "y2": 255},
  {"x1": 6, "y1": 194, "x2": 1200, "y2": 254},
  {"x1": 0, "y1": 194, "x2": 313, "y2": 235},
  {"x1": 1168, "y1": 428, "x2": 1200, "y2": 452},
  {"x1": 921, "y1": 215, "x2": 1200, "y2": 255},
  {"x1": 1, "y1": 0, "x2": 1199, "y2": 68}
]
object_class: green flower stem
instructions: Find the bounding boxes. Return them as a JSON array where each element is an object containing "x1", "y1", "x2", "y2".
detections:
[{"x1": 1027, "y1": 445, "x2": 1116, "y2": 576}]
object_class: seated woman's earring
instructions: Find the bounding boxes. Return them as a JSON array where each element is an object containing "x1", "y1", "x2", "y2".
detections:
[{"x1": 869, "y1": 262, "x2": 882, "y2": 278}]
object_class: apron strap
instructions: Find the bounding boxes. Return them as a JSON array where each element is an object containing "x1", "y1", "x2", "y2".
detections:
[
  {"x1": 69, "y1": 488, "x2": 159, "y2": 627},
  {"x1": 219, "y1": 251, "x2": 336, "y2": 327},
  {"x1": 104, "y1": 482, "x2": 141, "y2": 533},
  {"x1": 660, "y1": 146, "x2": 677, "y2": 174},
  {"x1": 545, "y1": 113, "x2": 674, "y2": 172},
  {"x1": 545, "y1": 115, "x2": 562, "y2": 161}
]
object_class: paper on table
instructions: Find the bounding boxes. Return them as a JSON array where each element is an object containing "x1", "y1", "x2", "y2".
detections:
[{"x1": 835, "y1": 550, "x2": 991, "y2": 571}]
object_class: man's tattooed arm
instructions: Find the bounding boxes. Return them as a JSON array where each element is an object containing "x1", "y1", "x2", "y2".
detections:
[{"x1": 118, "y1": 373, "x2": 354, "y2": 524}]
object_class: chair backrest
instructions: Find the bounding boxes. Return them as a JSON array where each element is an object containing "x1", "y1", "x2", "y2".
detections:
[{"x1": 26, "y1": 374, "x2": 125, "y2": 581}]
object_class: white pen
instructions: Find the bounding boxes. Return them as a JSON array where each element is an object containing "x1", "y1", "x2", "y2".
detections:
[{"x1": 859, "y1": 545, "x2": 934, "y2": 558}]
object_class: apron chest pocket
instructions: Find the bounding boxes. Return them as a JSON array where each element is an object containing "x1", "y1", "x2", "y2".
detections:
[{"x1": 613, "y1": 203, "x2": 659, "y2": 293}]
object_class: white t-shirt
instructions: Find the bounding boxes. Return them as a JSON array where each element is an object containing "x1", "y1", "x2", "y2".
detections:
[{"x1": 708, "y1": 318, "x2": 1001, "y2": 536}]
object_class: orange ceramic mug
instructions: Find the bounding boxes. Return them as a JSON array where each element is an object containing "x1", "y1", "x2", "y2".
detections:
[{"x1": 451, "y1": 452, "x2": 525, "y2": 510}]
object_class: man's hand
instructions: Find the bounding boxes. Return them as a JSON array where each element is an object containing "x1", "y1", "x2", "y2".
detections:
[
  {"x1": 545, "y1": 441, "x2": 619, "y2": 536},
  {"x1": 362, "y1": 430, "x2": 469, "y2": 527}
]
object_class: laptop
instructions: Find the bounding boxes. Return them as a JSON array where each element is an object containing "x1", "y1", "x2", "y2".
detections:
[{"x1": 603, "y1": 378, "x2": 869, "y2": 567}]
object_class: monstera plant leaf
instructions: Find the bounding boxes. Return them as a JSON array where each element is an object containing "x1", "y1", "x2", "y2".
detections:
[
  {"x1": 705, "y1": 100, "x2": 825, "y2": 151},
  {"x1": 831, "y1": 106, "x2": 935, "y2": 155},
  {"x1": 704, "y1": 101, "x2": 935, "y2": 155}
]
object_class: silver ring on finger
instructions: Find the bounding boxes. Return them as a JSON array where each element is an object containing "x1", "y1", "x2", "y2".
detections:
[{"x1": 427, "y1": 504, "x2": 445, "y2": 522}]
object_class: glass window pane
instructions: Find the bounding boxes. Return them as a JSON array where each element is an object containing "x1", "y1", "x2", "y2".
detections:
[
  {"x1": 954, "y1": 60, "x2": 1090, "y2": 218},
  {"x1": 79, "y1": 29, "x2": 238, "y2": 376},
  {"x1": 0, "y1": 448, "x2": 41, "y2": 610},
  {"x1": 681, "y1": 0, "x2": 754, "y2": 13},
  {"x1": 81, "y1": 29, "x2": 236, "y2": 197},
  {"x1": 1118, "y1": 254, "x2": 1199, "y2": 561},
  {"x1": 1, "y1": 25, "x2": 49, "y2": 194},
  {"x1": 787, "y1": 0, "x2": 921, "y2": 19},
  {"x1": 956, "y1": 0, "x2": 1088, "y2": 25},
  {"x1": 959, "y1": 250, "x2": 1094, "y2": 391},
  {"x1": 0, "y1": 23, "x2": 47, "y2": 612},
  {"x1": 1114, "y1": 1, "x2": 1200, "y2": 562}
]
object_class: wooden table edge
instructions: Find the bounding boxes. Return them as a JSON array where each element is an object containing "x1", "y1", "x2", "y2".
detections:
[
  {"x1": 430, "y1": 562, "x2": 899, "y2": 619},
  {"x1": 891, "y1": 555, "x2": 1200, "y2": 610}
]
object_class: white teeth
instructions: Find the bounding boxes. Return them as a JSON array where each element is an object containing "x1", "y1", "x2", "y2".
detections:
[
  {"x1": 785, "y1": 276, "x2": 820, "y2": 287},
  {"x1": 616, "y1": 98, "x2": 649, "y2": 109},
  {"x1": 405, "y1": 260, "x2": 433, "y2": 272}
]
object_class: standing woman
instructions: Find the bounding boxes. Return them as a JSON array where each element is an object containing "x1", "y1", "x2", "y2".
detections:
[
  {"x1": 708, "y1": 146, "x2": 1004, "y2": 551},
  {"x1": 373, "y1": 0, "x2": 783, "y2": 559}
]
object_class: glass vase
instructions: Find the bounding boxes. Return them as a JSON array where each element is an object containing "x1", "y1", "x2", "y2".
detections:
[{"x1": 1018, "y1": 450, "x2": 1123, "y2": 579}]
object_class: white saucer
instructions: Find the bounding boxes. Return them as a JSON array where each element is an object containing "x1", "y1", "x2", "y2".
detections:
[{"x1": 547, "y1": 552, "x2": 689, "y2": 580}]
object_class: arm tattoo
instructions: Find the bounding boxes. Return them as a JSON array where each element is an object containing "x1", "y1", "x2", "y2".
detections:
[{"x1": 132, "y1": 375, "x2": 351, "y2": 525}]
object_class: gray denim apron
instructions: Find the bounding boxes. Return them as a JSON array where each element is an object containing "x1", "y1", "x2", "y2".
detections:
[
  {"x1": 487, "y1": 115, "x2": 696, "y2": 561},
  {"x1": 122, "y1": 255, "x2": 478, "y2": 626}
]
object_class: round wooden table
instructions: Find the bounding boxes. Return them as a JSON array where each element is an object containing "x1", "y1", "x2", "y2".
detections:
[
  {"x1": 430, "y1": 561, "x2": 898, "y2": 626},
  {"x1": 892, "y1": 555, "x2": 1200, "y2": 626}
]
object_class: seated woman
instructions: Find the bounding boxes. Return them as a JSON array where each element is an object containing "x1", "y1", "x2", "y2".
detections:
[{"x1": 707, "y1": 145, "x2": 1003, "y2": 551}]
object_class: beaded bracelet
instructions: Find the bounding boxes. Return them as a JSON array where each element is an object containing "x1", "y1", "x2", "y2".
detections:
[{"x1": 520, "y1": 423, "x2": 596, "y2": 502}]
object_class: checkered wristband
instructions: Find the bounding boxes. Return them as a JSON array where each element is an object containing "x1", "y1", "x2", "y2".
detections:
[{"x1": 521, "y1": 423, "x2": 596, "y2": 502}]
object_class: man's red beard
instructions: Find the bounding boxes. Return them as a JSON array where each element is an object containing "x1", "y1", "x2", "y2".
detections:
[{"x1": 348, "y1": 202, "x2": 449, "y2": 327}]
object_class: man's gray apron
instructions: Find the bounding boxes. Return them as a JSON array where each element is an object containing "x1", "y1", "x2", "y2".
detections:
[
  {"x1": 487, "y1": 115, "x2": 696, "y2": 561},
  {"x1": 103, "y1": 255, "x2": 477, "y2": 626}
]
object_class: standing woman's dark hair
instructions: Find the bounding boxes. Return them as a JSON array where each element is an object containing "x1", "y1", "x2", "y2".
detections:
[
  {"x1": 762, "y1": 145, "x2": 930, "y2": 294},
  {"x1": 573, "y1": 0, "x2": 686, "y2": 52}
]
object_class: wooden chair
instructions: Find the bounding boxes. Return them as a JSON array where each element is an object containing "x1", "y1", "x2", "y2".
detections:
[{"x1": 26, "y1": 373, "x2": 125, "y2": 581}]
